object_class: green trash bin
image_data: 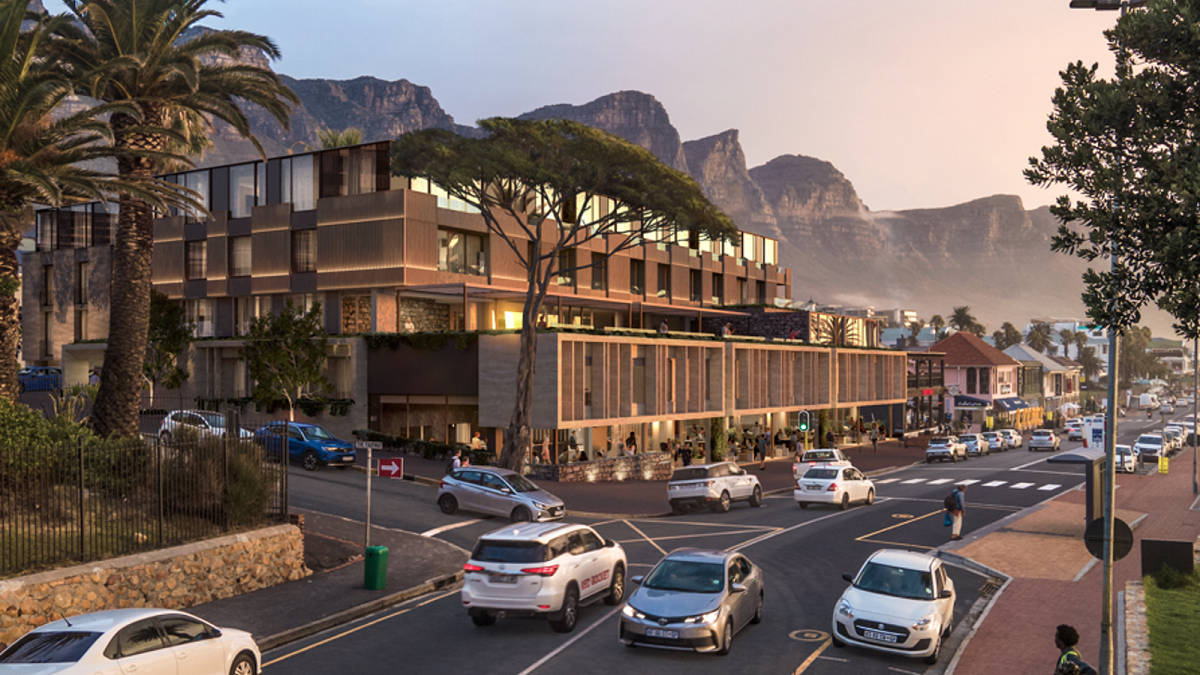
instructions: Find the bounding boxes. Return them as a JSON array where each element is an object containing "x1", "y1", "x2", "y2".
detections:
[{"x1": 364, "y1": 545, "x2": 389, "y2": 590}]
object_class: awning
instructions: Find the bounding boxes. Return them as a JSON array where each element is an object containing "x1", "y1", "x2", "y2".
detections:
[
  {"x1": 953, "y1": 395, "x2": 990, "y2": 409},
  {"x1": 993, "y1": 397, "x2": 1028, "y2": 412}
]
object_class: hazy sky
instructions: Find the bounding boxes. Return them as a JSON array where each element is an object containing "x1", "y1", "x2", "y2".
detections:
[{"x1": 46, "y1": 1, "x2": 1125, "y2": 212}]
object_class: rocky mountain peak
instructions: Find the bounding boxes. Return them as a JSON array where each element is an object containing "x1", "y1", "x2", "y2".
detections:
[{"x1": 682, "y1": 130, "x2": 777, "y2": 237}]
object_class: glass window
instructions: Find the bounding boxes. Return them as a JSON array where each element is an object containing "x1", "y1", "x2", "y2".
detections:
[
  {"x1": 229, "y1": 236, "x2": 251, "y2": 277},
  {"x1": 557, "y1": 248, "x2": 575, "y2": 286},
  {"x1": 291, "y1": 230, "x2": 316, "y2": 273},
  {"x1": 114, "y1": 618, "x2": 166, "y2": 658},
  {"x1": 235, "y1": 296, "x2": 267, "y2": 336},
  {"x1": 742, "y1": 232, "x2": 757, "y2": 262},
  {"x1": 738, "y1": 279, "x2": 748, "y2": 304},
  {"x1": 437, "y1": 229, "x2": 485, "y2": 276},
  {"x1": 185, "y1": 300, "x2": 214, "y2": 338},
  {"x1": 590, "y1": 253, "x2": 606, "y2": 291},
  {"x1": 656, "y1": 264, "x2": 670, "y2": 299},
  {"x1": 629, "y1": 259, "x2": 644, "y2": 296},
  {"x1": 712, "y1": 274, "x2": 723, "y2": 305},
  {"x1": 280, "y1": 158, "x2": 292, "y2": 205},
  {"x1": 159, "y1": 617, "x2": 212, "y2": 646},
  {"x1": 185, "y1": 241, "x2": 207, "y2": 281},
  {"x1": 256, "y1": 162, "x2": 266, "y2": 208},
  {"x1": 229, "y1": 164, "x2": 256, "y2": 218},
  {"x1": 642, "y1": 559, "x2": 724, "y2": 593},
  {"x1": 184, "y1": 171, "x2": 210, "y2": 219},
  {"x1": 690, "y1": 269, "x2": 701, "y2": 302},
  {"x1": 293, "y1": 155, "x2": 315, "y2": 211},
  {"x1": 764, "y1": 238, "x2": 777, "y2": 266},
  {"x1": 0, "y1": 631, "x2": 102, "y2": 664}
]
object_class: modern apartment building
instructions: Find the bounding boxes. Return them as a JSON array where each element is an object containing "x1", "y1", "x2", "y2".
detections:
[{"x1": 25, "y1": 140, "x2": 907, "y2": 468}]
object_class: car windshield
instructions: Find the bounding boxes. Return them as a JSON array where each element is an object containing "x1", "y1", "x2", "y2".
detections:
[
  {"x1": 1033, "y1": 431, "x2": 1051, "y2": 438},
  {"x1": 197, "y1": 412, "x2": 226, "y2": 428},
  {"x1": 805, "y1": 451, "x2": 837, "y2": 461},
  {"x1": 504, "y1": 474, "x2": 541, "y2": 493},
  {"x1": 302, "y1": 426, "x2": 337, "y2": 441},
  {"x1": 930, "y1": 438, "x2": 952, "y2": 444},
  {"x1": 471, "y1": 540, "x2": 546, "y2": 563},
  {"x1": 803, "y1": 468, "x2": 839, "y2": 480},
  {"x1": 642, "y1": 559, "x2": 725, "y2": 594},
  {"x1": 854, "y1": 562, "x2": 934, "y2": 600},
  {"x1": 1116, "y1": 446, "x2": 1132, "y2": 455},
  {"x1": 671, "y1": 468, "x2": 710, "y2": 481},
  {"x1": 1137, "y1": 436, "x2": 1162, "y2": 446},
  {"x1": 0, "y1": 631, "x2": 102, "y2": 664}
]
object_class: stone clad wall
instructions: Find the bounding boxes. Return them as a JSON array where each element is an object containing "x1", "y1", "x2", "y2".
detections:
[
  {"x1": 702, "y1": 307, "x2": 808, "y2": 341},
  {"x1": 0, "y1": 524, "x2": 308, "y2": 646},
  {"x1": 528, "y1": 452, "x2": 674, "y2": 483},
  {"x1": 400, "y1": 297, "x2": 450, "y2": 332}
]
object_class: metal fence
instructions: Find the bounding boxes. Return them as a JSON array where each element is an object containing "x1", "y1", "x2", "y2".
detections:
[{"x1": 0, "y1": 431, "x2": 288, "y2": 578}]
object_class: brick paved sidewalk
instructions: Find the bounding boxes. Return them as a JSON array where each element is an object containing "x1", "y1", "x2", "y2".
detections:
[{"x1": 950, "y1": 458, "x2": 1200, "y2": 675}]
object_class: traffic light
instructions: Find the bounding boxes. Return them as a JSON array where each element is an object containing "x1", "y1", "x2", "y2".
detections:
[{"x1": 798, "y1": 411, "x2": 810, "y2": 432}]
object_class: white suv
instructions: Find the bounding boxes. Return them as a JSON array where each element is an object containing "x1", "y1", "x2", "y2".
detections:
[
  {"x1": 462, "y1": 523, "x2": 626, "y2": 633},
  {"x1": 667, "y1": 462, "x2": 764, "y2": 514}
]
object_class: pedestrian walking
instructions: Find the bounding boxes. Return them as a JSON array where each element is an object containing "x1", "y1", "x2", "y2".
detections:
[
  {"x1": 757, "y1": 434, "x2": 768, "y2": 470},
  {"x1": 869, "y1": 425, "x2": 879, "y2": 452},
  {"x1": 1053, "y1": 625, "x2": 1097, "y2": 675},
  {"x1": 788, "y1": 428, "x2": 799, "y2": 456},
  {"x1": 625, "y1": 432, "x2": 637, "y2": 455},
  {"x1": 946, "y1": 483, "x2": 967, "y2": 541},
  {"x1": 825, "y1": 429, "x2": 836, "y2": 448}
]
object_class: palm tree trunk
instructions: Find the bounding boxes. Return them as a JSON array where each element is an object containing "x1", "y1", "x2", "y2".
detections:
[{"x1": 0, "y1": 229, "x2": 22, "y2": 403}]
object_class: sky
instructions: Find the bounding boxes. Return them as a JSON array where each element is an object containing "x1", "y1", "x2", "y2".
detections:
[{"x1": 45, "y1": 1, "x2": 1124, "y2": 212}]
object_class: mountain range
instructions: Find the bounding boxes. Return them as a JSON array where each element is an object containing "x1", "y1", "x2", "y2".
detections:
[{"x1": 197, "y1": 68, "x2": 1105, "y2": 335}]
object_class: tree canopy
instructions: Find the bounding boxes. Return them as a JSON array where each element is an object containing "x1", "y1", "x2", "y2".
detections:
[
  {"x1": 1026, "y1": 322, "x2": 1055, "y2": 354},
  {"x1": 240, "y1": 300, "x2": 329, "y2": 421},
  {"x1": 143, "y1": 290, "x2": 193, "y2": 399}
]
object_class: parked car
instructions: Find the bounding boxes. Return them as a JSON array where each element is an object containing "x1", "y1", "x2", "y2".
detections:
[
  {"x1": 1028, "y1": 430, "x2": 1061, "y2": 452},
  {"x1": 998, "y1": 429, "x2": 1023, "y2": 449},
  {"x1": 438, "y1": 466, "x2": 565, "y2": 522},
  {"x1": 925, "y1": 437, "x2": 966, "y2": 463},
  {"x1": 793, "y1": 447, "x2": 853, "y2": 477},
  {"x1": 619, "y1": 548, "x2": 763, "y2": 655},
  {"x1": 254, "y1": 421, "x2": 356, "y2": 471},
  {"x1": 1133, "y1": 434, "x2": 1164, "y2": 460},
  {"x1": 462, "y1": 522, "x2": 625, "y2": 633},
  {"x1": 980, "y1": 431, "x2": 1008, "y2": 453},
  {"x1": 1162, "y1": 427, "x2": 1183, "y2": 453},
  {"x1": 1115, "y1": 444, "x2": 1136, "y2": 473},
  {"x1": 17, "y1": 366, "x2": 61, "y2": 393},
  {"x1": 158, "y1": 410, "x2": 252, "y2": 443},
  {"x1": 959, "y1": 434, "x2": 989, "y2": 457},
  {"x1": 1066, "y1": 421, "x2": 1084, "y2": 441},
  {"x1": 794, "y1": 465, "x2": 875, "y2": 510},
  {"x1": 0, "y1": 608, "x2": 260, "y2": 675},
  {"x1": 832, "y1": 549, "x2": 956, "y2": 665},
  {"x1": 667, "y1": 462, "x2": 763, "y2": 514}
]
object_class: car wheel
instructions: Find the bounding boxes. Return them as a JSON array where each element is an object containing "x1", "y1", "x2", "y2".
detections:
[
  {"x1": 716, "y1": 618, "x2": 734, "y2": 656},
  {"x1": 510, "y1": 506, "x2": 532, "y2": 523},
  {"x1": 230, "y1": 653, "x2": 255, "y2": 675},
  {"x1": 749, "y1": 486, "x2": 763, "y2": 508},
  {"x1": 711, "y1": 491, "x2": 732, "y2": 514},
  {"x1": 797, "y1": 502, "x2": 808, "y2": 509},
  {"x1": 470, "y1": 610, "x2": 496, "y2": 626},
  {"x1": 839, "y1": 494, "x2": 849, "y2": 511},
  {"x1": 923, "y1": 636, "x2": 942, "y2": 665},
  {"x1": 950, "y1": 453, "x2": 957, "y2": 463},
  {"x1": 670, "y1": 500, "x2": 686, "y2": 515},
  {"x1": 549, "y1": 586, "x2": 579, "y2": 633},
  {"x1": 604, "y1": 565, "x2": 625, "y2": 606},
  {"x1": 831, "y1": 632, "x2": 845, "y2": 648},
  {"x1": 437, "y1": 494, "x2": 458, "y2": 515},
  {"x1": 865, "y1": 489, "x2": 875, "y2": 506},
  {"x1": 750, "y1": 592, "x2": 763, "y2": 624},
  {"x1": 159, "y1": 431, "x2": 172, "y2": 445},
  {"x1": 926, "y1": 458, "x2": 934, "y2": 464},
  {"x1": 301, "y1": 450, "x2": 320, "y2": 472}
]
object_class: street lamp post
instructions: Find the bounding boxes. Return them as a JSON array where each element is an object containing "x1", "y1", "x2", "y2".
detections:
[{"x1": 1068, "y1": 3, "x2": 1147, "y2": 675}]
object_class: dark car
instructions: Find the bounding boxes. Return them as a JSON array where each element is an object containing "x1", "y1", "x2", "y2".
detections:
[
  {"x1": 255, "y1": 421, "x2": 356, "y2": 471},
  {"x1": 18, "y1": 366, "x2": 61, "y2": 393}
]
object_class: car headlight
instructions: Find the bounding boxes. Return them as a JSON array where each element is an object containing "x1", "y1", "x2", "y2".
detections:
[
  {"x1": 912, "y1": 614, "x2": 937, "y2": 631},
  {"x1": 837, "y1": 599, "x2": 854, "y2": 618},
  {"x1": 622, "y1": 605, "x2": 645, "y2": 619},
  {"x1": 533, "y1": 502, "x2": 549, "y2": 510},
  {"x1": 684, "y1": 610, "x2": 720, "y2": 624},
  {"x1": 324, "y1": 446, "x2": 342, "y2": 452}
]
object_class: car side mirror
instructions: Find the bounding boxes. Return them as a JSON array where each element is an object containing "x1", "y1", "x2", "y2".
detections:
[
  {"x1": 501, "y1": 488, "x2": 512, "y2": 494},
  {"x1": 631, "y1": 575, "x2": 643, "y2": 585},
  {"x1": 730, "y1": 582, "x2": 747, "y2": 594},
  {"x1": 209, "y1": 628, "x2": 222, "y2": 639},
  {"x1": 842, "y1": 573, "x2": 855, "y2": 583},
  {"x1": 940, "y1": 589, "x2": 953, "y2": 599},
  {"x1": 604, "y1": 538, "x2": 616, "y2": 548}
]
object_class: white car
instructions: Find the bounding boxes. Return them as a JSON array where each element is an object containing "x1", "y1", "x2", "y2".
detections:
[
  {"x1": 158, "y1": 410, "x2": 252, "y2": 443},
  {"x1": 0, "y1": 608, "x2": 260, "y2": 675},
  {"x1": 980, "y1": 431, "x2": 1008, "y2": 452},
  {"x1": 925, "y1": 437, "x2": 966, "y2": 463},
  {"x1": 1028, "y1": 429, "x2": 1061, "y2": 452},
  {"x1": 1163, "y1": 427, "x2": 1184, "y2": 452},
  {"x1": 832, "y1": 549, "x2": 956, "y2": 665},
  {"x1": 1066, "y1": 422, "x2": 1084, "y2": 441},
  {"x1": 1133, "y1": 434, "x2": 1164, "y2": 460},
  {"x1": 1115, "y1": 444, "x2": 1136, "y2": 473},
  {"x1": 1161, "y1": 403, "x2": 1174, "y2": 415},
  {"x1": 668, "y1": 462, "x2": 763, "y2": 514},
  {"x1": 793, "y1": 448, "x2": 853, "y2": 477},
  {"x1": 794, "y1": 465, "x2": 876, "y2": 510},
  {"x1": 959, "y1": 434, "x2": 989, "y2": 457},
  {"x1": 998, "y1": 429, "x2": 1023, "y2": 448},
  {"x1": 461, "y1": 522, "x2": 626, "y2": 633}
]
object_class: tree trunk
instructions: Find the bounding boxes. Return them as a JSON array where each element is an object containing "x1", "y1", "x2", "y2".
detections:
[
  {"x1": 499, "y1": 259, "x2": 553, "y2": 472},
  {"x1": 0, "y1": 229, "x2": 22, "y2": 403},
  {"x1": 91, "y1": 111, "x2": 164, "y2": 438}
]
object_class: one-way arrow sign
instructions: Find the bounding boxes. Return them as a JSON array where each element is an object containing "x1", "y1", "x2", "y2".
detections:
[{"x1": 378, "y1": 458, "x2": 403, "y2": 478}]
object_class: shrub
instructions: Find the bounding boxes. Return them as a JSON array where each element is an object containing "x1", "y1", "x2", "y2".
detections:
[
  {"x1": 1152, "y1": 564, "x2": 1197, "y2": 590},
  {"x1": 710, "y1": 417, "x2": 727, "y2": 462}
]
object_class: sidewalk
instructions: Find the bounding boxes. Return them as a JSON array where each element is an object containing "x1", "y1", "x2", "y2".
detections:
[{"x1": 945, "y1": 456, "x2": 1200, "y2": 675}]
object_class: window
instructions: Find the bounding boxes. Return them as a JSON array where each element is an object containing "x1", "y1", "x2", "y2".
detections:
[
  {"x1": 185, "y1": 300, "x2": 214, "y2": 337},
  {"x1": 159, "y1": 617, "x2": 212, "y2": 646},
  {"x1": 341, "y1": 294, "x2": 372, "y2": 333},
  {"x1": 279, "y1": 155, "x2": 316, "y2": 211},
  {"x1": 757, "y1": 280, "x2": 766, "y2": 304},
  {"x1": 41, "y1": 265, "x2": 52, "y2": 306},
  {"x1": 712, "y1": 274, "x2": 723, "y2": 305},
  {"x1": 290, "y1": 293, "x2": 316, "y2": 314},
  {"x1": 590, "y1": 253, "x2": 607, "y2": 291},
  {"x1": 291, "y1": 230, "x2": 316, "y2": 273},
  {"x1": 630, "y1": 259, "x2": 644, "y2": 295},
  {"x1": 235, "y1": 296, "x2": 268, "y2": 336},
  {"x1": 184, "y1": 171, "x2": 210, "y2": 220},
  {"x1": 690, "y1": 270, "x2": 701, "y2": 302},
  {"x1": 656, "y1": 264, "x2": 671, "y2": 299},
  {"x1": 185, "y1": 241, "x2": 207, "y2": 281},
  {"x1": 74, "y1": 309, "x2": 87, "y2": 342},
  {"x1": 0, "y1": 631, "x2": 102, "y2": 664},
  {"x1": 229, "y1": 236, "x2": 251, "y2": 277},
  {"x1": 75, "y1": 262, "x2": 87, "y2": 305},
  {"x1": 437, "y1": 229, "x2": 485, "y2": 276},
  {"x1": 738, "y1": 278, "x2": 748, "y2": 304},
  {"x1": 979, "y1": 368, "x2": 991, "y2": 394},
  {"x1": 229, "y1": 163, "x2": 256, "y2": 218},
  {"x1": 112, "y1": 618, "x2": 165, "y2": 658},
  {"x1": 557, "y1": 248, "x2": 575, "y2": 286},
  {"x1": 966, "y1": 368, "x2": 977, "y2": 395}
]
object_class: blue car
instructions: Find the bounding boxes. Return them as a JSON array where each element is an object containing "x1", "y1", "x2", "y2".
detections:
[
  {"x1": 18, "y1": 366, "x2": 62, "y2": 393},
  {"x1": 255, "y1": 421, "x2": 356, "y2": 471}
]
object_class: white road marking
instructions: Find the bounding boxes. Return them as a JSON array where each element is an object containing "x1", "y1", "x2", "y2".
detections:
[
  {"x1": 926, "y1": 478, "x2": 953, "y2": 485},
  {"x1": 957, "y1": 479, "x2": 980, "y2": 485},
  {"x1": 901, "y1": 478, "x2": 927, "y2": 484},
  {"x1": 419, "y1": 518, "x2": 487, "y2": 537},
  {"x1": 1010, "y1": 482, "x2": 1035, "y2": 489},
  {"x1": 514, "y1": 606, "x2": 622, "y2": 675},
  {"x1": 982, "y1": 481, "x2": 1007, "y2": 487},
  {"x1": 874, "y1": 478, "x2": 901, "y2": 484},
  {"x1": 818, "y1": 655, "x2": 849, "y2": 662},
  {"x1": 1011, "y1": 456, "x2": 1050, "y2": 471},
  {"x1": 1038, "y1": 484, "x2": 1062, "y2": 491}
]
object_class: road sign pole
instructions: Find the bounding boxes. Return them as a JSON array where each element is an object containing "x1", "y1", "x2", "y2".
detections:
[{"x1": 365, "y1": 445, "x2": 372, "y2": 549}]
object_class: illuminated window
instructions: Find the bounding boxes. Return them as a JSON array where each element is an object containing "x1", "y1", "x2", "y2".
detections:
[
  {"x1": 503, "y1": 311, "x2": 523, "y2": 330},
  {"x1": 185, "y1": 241, "x2": 207, "y2": 280},
  {"x1": 229, "y1": 237, "x2": 251, "y2": 277}
]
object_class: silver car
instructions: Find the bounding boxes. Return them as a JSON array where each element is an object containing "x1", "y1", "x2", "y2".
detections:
[
  {"x1": 959, "y1": 434, "x2": 989, "y2": 457},
  {"x1": 437, "y1": 467, "x2": 565, "y2": 522},
  {"x1": 619, "y1": 548, "x2": 764, "y2": 655}
]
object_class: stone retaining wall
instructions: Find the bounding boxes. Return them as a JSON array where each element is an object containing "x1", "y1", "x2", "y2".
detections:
[
  {"x1": 528, "y1": 452, "x2": 674, "y2": 483},
  {"x1": 0, "y1": 524, "x2": 308, "y2": 646}
]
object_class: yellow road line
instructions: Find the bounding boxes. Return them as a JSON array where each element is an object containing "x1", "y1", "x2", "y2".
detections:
[
  {"x1": 628, "y1": 518, "x2": 779, "y2": 531},
  {"x1": 263, "y1": 589, "x2": 458, "y2": 667},
  {"x1": 792, "y1": 638, "x2": 832, "y2": 674},
  {"x1": 622, "y1": 520, "x2": 668, "y2": 556},
  {"x1": 858, "y1": 538, "x2": 936, "y2": 551},
  {"x1": 856, "y1": 509, "x2": 943, "y2": 541},
  {"x1": 726, "y1": 528, "x2": 785, "y2": 551}
]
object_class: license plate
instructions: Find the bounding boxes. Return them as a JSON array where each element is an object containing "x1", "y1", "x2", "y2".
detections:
[
  {"x1": 805, "y1": 484, "x2": 822, "y2": 491},
  {"x1": 863, "y1": 630, "x2": 898, "y2": 643},
  {"x1": 490, "y1": 574, "x2": 517, "y2": 584},
  {"x1": 342, "y1": 456, "x2": 354, "y2": 462},
  {"x1": 645, "y1": 628, "x2": 678, "y2": 639}
]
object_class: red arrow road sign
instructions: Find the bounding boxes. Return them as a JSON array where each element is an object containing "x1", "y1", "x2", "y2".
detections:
[{"x1": 378, "y1": 458, "x2": 403, "y2": 478}]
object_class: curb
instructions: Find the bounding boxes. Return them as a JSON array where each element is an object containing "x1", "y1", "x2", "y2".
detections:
[{"x1": 257, "y1": 571, "x2": 463, "y2": 652}]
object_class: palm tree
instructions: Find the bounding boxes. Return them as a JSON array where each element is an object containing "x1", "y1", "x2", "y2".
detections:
[
  {"x1": 1026, "y1": 322, "x2": 1054, "y2": 353},
  {"x1": 1074, "y1": 330, "x2": 1089, "y2": 356},
  {"x1": 949, "y1": 306, "x2": 977, "y2": 333},
  {"x1": 1077, "y1": 346, "x2": 1102, "y2": 381},
  {"x1": 317, "y1": 127, "x2": 363, "y2": 149},
  {"x1": 907, "y1": 320, "x2": 922, "y2": 347},
  {"x1": 1001, "y1": 322, "x2": 1022, "y2": 350},
  {"x1": 930, "y1": 314, "x2": 946, "y2": 341},
  {"x1": 0, "y1": 3, "x2": 190, "y2": 403},
  {"x1": 1059, "y1": 329, "x2": 1075, "y2": 358},
  {"x1": 53, "y1": 0, "x2": 299, "y2": 437}
]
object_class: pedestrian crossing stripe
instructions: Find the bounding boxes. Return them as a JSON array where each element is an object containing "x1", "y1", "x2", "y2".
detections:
[
  {"x1": 957, "y1": 479, "x2": 980, "y2": 486},
  {"x1": 1038, "y1": 484, "x2": 1062, "y2": 491},
  {"x1": 874, "y1": 478, "x2": 900, "y2": 484},
  {"x1": 982, "y1": 480, "x2": 1006, "y2": 487},
  {"x1": 901, "y1": 478, "x2": 927, "y2": 484},
  {"x1": 926, "y1": 478, "x2": 954, "y2": 485},
  {"x1": 1010, "y1": 482, "x2": 1035, "y2": 489}
]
